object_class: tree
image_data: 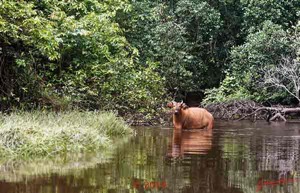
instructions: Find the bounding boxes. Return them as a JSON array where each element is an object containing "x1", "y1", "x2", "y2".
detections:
[
  {"x1": 263, "y1": 56, "x2": 300, "y2": 105},
  {"x1": 150, "y1": 0, "x2": 222, "y2": 92},
  {"x1": 203, "y1": 21, "x2": 293, "y2": 104},
  {"x1": 241, "y1": 0, "x2": 300, "y2": 32},
  {"x1": 0, "y1": 0, "x2": 60, "y2": 110},
  {"x1": 0, "y1": 0, "x2": 165, "y2": 114}
]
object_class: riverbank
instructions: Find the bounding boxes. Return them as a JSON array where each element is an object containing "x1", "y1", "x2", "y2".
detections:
[
  {"x1": 127, "y1": 100, "x2": 300, "y2": 126},
  {"x1": 205, "y1": 100, "x2": 300, "y2": 121},
  {"x1": 0, "y1": 111, "x2": 132, "y2": 158}
]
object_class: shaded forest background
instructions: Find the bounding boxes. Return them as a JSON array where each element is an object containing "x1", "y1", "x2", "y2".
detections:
[{"x1": 0, "y1": 0, "x2": 299, "y2": 116}]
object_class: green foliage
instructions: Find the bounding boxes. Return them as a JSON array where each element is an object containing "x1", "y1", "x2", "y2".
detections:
[
  {"x1": 202, "y1": 76, "x2": 251, "y2": 105},
  {"x1": 241, "y1": 0, "x2": 300, "y2": 31},
  {"x1": 118, "y1": 0, "x2": 225, "y2": 94},
  {"x1": 233, "y1": 21, "x2": 290, "y2": 67},
  {"x1": 150, "y1": 0, "x2": 223, "y2": 91},
  {"x1": 230, "y1": 21, "x2": 291, "y2": 92},
  {"x1": 1, "y1": 0, "x2": 300, "y2": 112},
  {"x1": 204, "y1": 21, "x2": 299, "y2": 104},
  {"x1": 0, "y1": 0, "x2": 165, "y2": 114}
]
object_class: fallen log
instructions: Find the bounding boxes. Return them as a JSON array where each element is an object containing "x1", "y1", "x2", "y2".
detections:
[
  {"x1": 281, "y1": 108, "x2": 300, "y2": 113},
  {"x1": 237, "y1": 107, "x2": 300, "y2": 122},
  {"x1": 236, "y1": 107, "x2": 270, "y2": 121}
]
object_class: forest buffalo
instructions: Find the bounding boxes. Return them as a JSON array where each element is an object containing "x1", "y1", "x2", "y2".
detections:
[{"x1": 167, "y1": 101, "x2": 214, "y2": 130}]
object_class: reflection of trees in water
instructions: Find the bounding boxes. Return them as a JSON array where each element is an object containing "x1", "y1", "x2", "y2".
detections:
[
  {"x1": 0, "y1": 128, "x2": 242, "y2": 193},
  {"x1": 0, "y1": 128, "x2": 175, "y2": 193},
  {"x1": 257, "y1": 137, "x2": 300, "y2": 177},
  {"x1": 164, "y1": 129, "x2": 242, "y2": 193},
  {"x1": 222, "y1": 136, "x2": 257, "y2": 193},
  {"x1": 6, "y1": 127, "x2": 300, "y2": 193},
  {"x1": 224, "y1": 134, "x2": 300, "y2": 193}
]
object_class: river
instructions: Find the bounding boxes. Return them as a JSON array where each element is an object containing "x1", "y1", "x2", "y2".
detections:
[{"x1": 1, "y1": 121, "x2": 300, "y2": 193}]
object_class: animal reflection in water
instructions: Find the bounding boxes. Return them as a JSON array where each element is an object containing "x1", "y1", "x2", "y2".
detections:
[{"x1": 168, "y1": 129, "x2": 212, "y2": 157}]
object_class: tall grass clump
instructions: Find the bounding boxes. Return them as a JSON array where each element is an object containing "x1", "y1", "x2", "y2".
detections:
[{"x1": 0, "y1": 111, "x2": 132, "y2": 158}]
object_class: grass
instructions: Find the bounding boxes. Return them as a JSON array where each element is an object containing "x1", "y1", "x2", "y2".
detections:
[{"x1": 0, "y1": 111, "x2": 132, "y2": 158}]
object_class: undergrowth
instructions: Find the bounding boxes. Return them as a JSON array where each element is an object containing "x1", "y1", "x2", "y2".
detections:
[{"x1": 0, "y1": 111, "x2": 132, "y2": 158}]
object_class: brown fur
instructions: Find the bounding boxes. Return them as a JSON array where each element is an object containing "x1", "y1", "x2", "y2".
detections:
[{"x1": 167, "y1": 101, "x2": 214, "y2": 130}]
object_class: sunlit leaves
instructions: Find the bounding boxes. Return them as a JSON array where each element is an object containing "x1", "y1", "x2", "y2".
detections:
[{"x1": 0, "y1": 0, "x2": 164, "y2": 113}]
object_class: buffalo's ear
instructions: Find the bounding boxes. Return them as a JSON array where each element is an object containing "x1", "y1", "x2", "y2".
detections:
[
  {"x1": 167, "y1": 102, "x2": 174, "y2": 108},
  {"x1": 181, "y1": 103, "x2": 188, "y2": 109}
]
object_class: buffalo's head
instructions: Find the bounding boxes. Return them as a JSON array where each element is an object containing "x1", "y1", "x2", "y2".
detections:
[{"x1": 167, "y1": 101, "x2": 188, "y2": 115}]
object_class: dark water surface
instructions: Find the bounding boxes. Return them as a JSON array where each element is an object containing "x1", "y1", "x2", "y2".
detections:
[{"x1": 1, "y1": 121, "x2": 300, "y2": 193}]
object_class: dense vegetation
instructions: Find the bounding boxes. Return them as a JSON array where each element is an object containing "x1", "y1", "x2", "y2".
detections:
[
  {"x1": 0, "y1": 111, "x2": 132, "y2": 157},
  {"x1": 1, "y1": 0, "x2": 300, "y2": 115}
]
